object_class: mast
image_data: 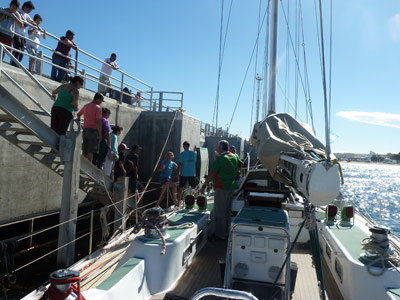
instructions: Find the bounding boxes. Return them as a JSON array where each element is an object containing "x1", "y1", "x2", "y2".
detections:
[{"x1": 267, "y1": 0, "x2": 279, "y2": 115}]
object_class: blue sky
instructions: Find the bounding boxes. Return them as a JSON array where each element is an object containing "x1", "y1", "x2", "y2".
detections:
[{"x1": 14, "y1": 0, "x2": 400, "y2": 154}]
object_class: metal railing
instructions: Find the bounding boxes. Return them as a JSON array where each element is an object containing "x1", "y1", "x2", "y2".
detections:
[
  {"x1": 200, "y1": 121, "x2": 235, "y2": 137},
  {"x1": 0, "y1": 9, "x2": 184, "y2": 113}
]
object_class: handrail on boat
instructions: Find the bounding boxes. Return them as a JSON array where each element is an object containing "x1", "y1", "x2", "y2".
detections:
[{"x1": 190, "y1": 287, "x2": 259, "y2": 300}]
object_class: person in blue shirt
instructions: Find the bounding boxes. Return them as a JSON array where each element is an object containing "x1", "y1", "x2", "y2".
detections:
[
  {"x1": 177, "y1": 141, "x2": 197, "y2": 204},
  {"x1": 156, "y1": 152, "x2": 178, "y2": 208}
]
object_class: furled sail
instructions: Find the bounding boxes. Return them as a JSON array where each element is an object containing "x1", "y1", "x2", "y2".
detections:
[{"x1": 251, "y1": 112, "x2": 340, "y2": 206}]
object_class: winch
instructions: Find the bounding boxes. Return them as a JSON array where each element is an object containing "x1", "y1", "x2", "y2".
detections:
[
  {"x1": 40, "y1": 269, "x2": 85, "y2": 300},
  {"x1": 142, "y1": 208, "x2": 167, "y2": 239}
]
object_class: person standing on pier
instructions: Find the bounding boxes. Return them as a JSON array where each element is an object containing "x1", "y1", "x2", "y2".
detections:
[
  {"x1": 51, "y1": 75, "x2": 83, "y2": 136},
  {"x1": 26, "y1": 14, "x2": 46, "y2": 73},
  {"x1": 200, "y1": 140, "x2": 243, "y2": 240},
  {"x1": 177, "y1": 141, "x2": 197, "y2": 205},
  {"x1": 77, "y1": 92, "x2": 104, "y2": 162},
  {"x1": 156, "y1": 152, "x2": 178, "y2": 208},
  {"x1": 98, "y1": 53, "x2": 119, "y2": 97},
  {"x1": 11, "y1": 1, "x2": 35, "y2": 65},
  {"x1": 51, "y1": 30, "x2": 77, "y2": 82},
  {"x1": 0, "y1": 0, "x2": 24, "y2": 59}
]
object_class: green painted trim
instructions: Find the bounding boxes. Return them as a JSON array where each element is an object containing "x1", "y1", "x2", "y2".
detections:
[
  {"x1": 388, "y1": 289, "x2": 400, "y2": 300},
  {"x1": 97, "y1": 257, "x2": 143, "y2": 290},
  {"x1": 138, "y1": 211, "x2": 207, "y2": 245},
  {"x1": 327, "y1": 223, "x2": 369, "y2": 263}
]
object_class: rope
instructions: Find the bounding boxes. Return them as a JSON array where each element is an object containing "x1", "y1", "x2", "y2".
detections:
[
  {"x1": 108, "y1": 110, "x2": 179, "y2": 241},
  {"x1": 227, "y1": 3, "x2": 270, "y2": 132},
  {"x1": 361, "y1": 237, "x2": 400, "y2": 276}
]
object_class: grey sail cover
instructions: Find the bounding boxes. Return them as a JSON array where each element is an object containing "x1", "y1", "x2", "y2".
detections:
[{"x1": 250, "y1": 113, "x2": 327, "y2": 182}]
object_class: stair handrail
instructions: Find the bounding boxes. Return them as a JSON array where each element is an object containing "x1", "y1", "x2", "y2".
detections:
[
  {"x1": 0, "y1": 8, "x2": 155, "y2": 104},
  {"x1": 0, "y1": 45, "x2": 51, "y2": 116},
  {"x1": 190, "y1": 287, "x2": 259, "y2": 300}
]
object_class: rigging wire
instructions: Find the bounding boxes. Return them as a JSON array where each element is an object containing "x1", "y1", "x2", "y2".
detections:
[
  {"x1": 299, "y1": 0, "x2": 316, "y2": 132},
  {"x1": 227, "y1": 2, "x2": 270, "y2": 132},
  {"x1": 249, "y1": 0, "x2": 263, "y2": 136},
  {"x1": 329, "y1": 0, "x2": 333, "y2": 135},
  {"x1": 317, "y1": 0, "x2": 332, "y2": 159},
  {"x1": 279, "y1": 1, "x2": 309, "y2": 105},
  {"x1": 212, "y1": 0, "x2": 233, "y2": 131},
  {"x1": 212, "y1": 0, "x2": 224, "y2": 130}
]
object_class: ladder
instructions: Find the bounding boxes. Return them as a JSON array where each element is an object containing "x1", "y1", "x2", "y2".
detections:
[{"x1": 0, "y1": 67, "x2": 113, "y2": 193}]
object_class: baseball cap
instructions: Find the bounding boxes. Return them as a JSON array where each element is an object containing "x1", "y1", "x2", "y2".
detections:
[
  {"x1": 131, "y1": 144, "x2": 142, "y2": 150},
  {"x1": 183, "y1": 141, "x2": 190, "y2": 147},
  {"x1": 118, "y1": 143, "x2": 129, "y2": 150},
  {"x1": 229, "y1": 145, "x2": 236, "y2": 150}
]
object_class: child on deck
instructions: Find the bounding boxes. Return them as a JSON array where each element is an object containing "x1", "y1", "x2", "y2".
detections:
[
  {"x1": 26, "y1": 14, "x2": 46, "y2": 73},
  {"x1": 156, "y1": 152, "x2": 178, "y2": 208}
]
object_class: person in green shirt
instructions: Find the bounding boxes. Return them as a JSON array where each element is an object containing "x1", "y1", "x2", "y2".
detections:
[
  {"x1": 50, "y1": 76, "x2": 83, "y2": 136},
  {"x1": 200, "y1": 140, "x2": 243, "y2": 240}
]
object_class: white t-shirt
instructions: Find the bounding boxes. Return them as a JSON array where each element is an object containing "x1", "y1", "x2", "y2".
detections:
[
  {"x1": 14, "y1": 10, "x2": 33, "y2": 35},
  {"x1": 100, "y1": 58, "x2": 119, "y2": 77},
  {"x1": 26, "y1": 27, "x2": 43, "y2": 50}
]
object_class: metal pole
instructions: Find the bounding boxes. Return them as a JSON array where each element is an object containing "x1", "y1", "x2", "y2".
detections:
[
  {"x1": 57, "y1": 122, "x2": 82, "y2": 268},
  {"x1": 267, "y1": 0, "x2": 279, "y2": 115},
  {"x1": 89, "y1": 209, "x2": 94, "y2": 257},
  {"x1": 112, "y1": 177, "x2": 128, "y2": 232},
  {"x1": 150, "y1": 87, "x2": 154, "y2": 110},
  {"x1": 29, "y1": 218, "x2": 34, "y2": 248},
  {"x1": 74, "y1": 51, "x2": 78, "y2": 76},
  {"x1": 119, "y1": 73, "x2": 124, "y2": 104},
  {"x1": 36, "y1": 51, "x2": 43, "y2": 75},
  {"x1": 159, "y1": 92, "x2": 163, "y2": 112},
  {"x1": 81, "y1": 69, "x2": 86, "y2": 89}
]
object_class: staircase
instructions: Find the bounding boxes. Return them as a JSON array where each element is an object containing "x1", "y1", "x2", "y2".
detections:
[{"x1": 0, "y1": 66, "x2": 113, "y2": 194}]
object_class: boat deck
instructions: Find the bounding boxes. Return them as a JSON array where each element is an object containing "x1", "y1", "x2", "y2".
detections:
[{"x1": 151, "y1": 240, "x2": 343, "y2": 300}]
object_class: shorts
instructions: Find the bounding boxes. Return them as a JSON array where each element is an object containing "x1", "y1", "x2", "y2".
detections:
[
  {"x1": 26, "y1": 44, "x2": 38, "y2": 57},
  {"x1": 82, "y1": 128, "x2": 99, "y2": 154},
  {"x1": 160, "y1": 177, "x2": 170, "y2": 185},
  {"x1": 98, "y1": 75, "x2": 110, "y2": 94},
  {"x1": 179, "y1": 176, "x2": 196, "y2": 188},
  {"x1": 0, "y1": 32, "x2": 13, "y2": 47}
]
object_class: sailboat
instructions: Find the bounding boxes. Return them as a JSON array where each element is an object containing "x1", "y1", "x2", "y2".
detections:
[{"x1": 22, "y1": 1, "x2": 400, "y2": 300}]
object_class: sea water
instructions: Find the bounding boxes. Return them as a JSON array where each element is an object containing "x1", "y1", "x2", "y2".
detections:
[{"x1": 341, "y1": 162, "x2": 400, "y2": 236}]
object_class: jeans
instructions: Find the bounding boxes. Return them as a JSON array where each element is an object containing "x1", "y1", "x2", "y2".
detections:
[
  {"x1": 96, "y1": 140, "x2": 108, "y2": 169},
  {"x1": 51, "y1": 57, "x2": 68, "y2": 82}
]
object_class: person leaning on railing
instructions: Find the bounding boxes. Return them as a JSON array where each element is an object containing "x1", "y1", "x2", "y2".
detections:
[
  {"x1": 26, "y1": 14, "x2": 45, "y2": 73},
  {"x1": 50, "y1": 76, "x2": 83, "y2": 137},
  {"x1": 98, "y1": 53, "x2": 119, "y2": 97},
  {"x1": 11, "y1": 0, "x2": 35, "y2": 66},
  {"x1": 51, "y1": 29, "x2": 77, "y2": 82},
  {"x1": 0, "y1": 0, "x2": 24, "y2": 58}
]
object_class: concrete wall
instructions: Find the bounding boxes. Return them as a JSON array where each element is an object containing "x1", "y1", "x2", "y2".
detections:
[
  {"x1": 123, "y1": 111, "x2": 201, "y2": 182},
  {"x1": 0, "y1": 64, "x2": 142, "y2": 223}
]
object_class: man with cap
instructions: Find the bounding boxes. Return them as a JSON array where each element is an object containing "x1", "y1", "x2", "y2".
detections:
[
  {"x1": 229, "y1": 145, "x2": 239, "y2": 159},
  {"x1": 177, "y1": 141, "x2": 197, "y2": 205},
  {"x1": 200, "y1": 140, "x2": 243, "y2": 240},
  {"x1": 77, "y1": 92, "x2": 104, "y2": 162},
  {"x1": 126, "y1": 144, "x2": 142, "y2": 199}
]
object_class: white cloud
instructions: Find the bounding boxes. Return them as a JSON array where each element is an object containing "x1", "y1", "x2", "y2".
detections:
[
  {"x1": 337, "y1": 111, "x2": 400, "y2": 128},
  {"x1": 388, "y1": 14, "x2": 400, "y2": 41}
]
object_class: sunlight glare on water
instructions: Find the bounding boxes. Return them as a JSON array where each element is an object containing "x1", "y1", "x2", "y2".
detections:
[{"x1": 341, "y1": 162, "x2": 400, "y2": 235}]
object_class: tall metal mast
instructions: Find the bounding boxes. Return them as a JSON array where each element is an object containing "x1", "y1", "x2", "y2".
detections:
[{"x1": 267, "y1": 0, "x2": 279, "y2": 115}]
